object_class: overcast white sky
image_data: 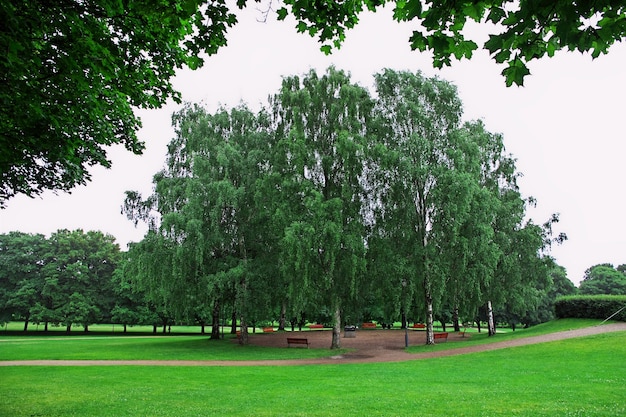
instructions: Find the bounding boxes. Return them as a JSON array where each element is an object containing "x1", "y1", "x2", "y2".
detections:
[{"x1": 1, "y1": 6, "x2": 625, "y2": 285}]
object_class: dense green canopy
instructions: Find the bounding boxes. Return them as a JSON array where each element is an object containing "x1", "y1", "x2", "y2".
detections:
[
  {"x1": 122, "y1": 68, "x2": 564, "y2": 346},
  {"x1": 281, "y1": 0, "x2": 626, "y2": 86},
  {"x1": 0, "y1": 0, "x2": 237, "y2": 203},
  {"x1": 2, "y1": 0, "x2": 625, "y2": 203}
]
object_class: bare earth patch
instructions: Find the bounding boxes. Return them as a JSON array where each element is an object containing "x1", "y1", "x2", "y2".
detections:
[{"x1": 2, "y1": 323, "x2": 625, "y2": 367}]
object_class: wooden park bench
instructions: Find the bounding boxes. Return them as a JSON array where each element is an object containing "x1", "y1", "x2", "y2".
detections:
[
  {"x1": 262, "y1": 327, "x2": 274, "y2": 333},
  {"x1": 287, "y1": 337, "x2": 309, "y2": 348},
  {"x1": 361, "y1": 322, "x2": 377, "y2": 329},
  {"x1": 308, "y1": 324, "x2": 324, "y2": 329},
  {"x1": 433, "y1": 332, "x2": 448, "y2": 342},
  {"x1": 412, "y1": 323, "x2": 426, "y2": 329}
]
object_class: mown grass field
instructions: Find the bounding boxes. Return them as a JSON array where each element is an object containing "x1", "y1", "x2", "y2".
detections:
[{"x1": 1, "y1": 319, "x2": 625, "y2": 416}]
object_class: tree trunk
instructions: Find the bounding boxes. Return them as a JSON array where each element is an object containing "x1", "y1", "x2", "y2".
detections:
[
  {"x1": 238, "y1": 275, "x2": 249, "y2": 345},
  {"x1": 230, "y1": 309, "x2": 237, "y2": 334},
  {"x1": 23, "y1": 319, "x2": 29, "y2": 332},
  {"x1": 452, "y1": 306, "x2": 460, "y2": 332},
  {"x1": 123, "y1": 324, "x2": 127, "y2": 333},
  {"x1": 330, "y1": 297, "x2": 342, "y2": 349},
  {"x1": 153, "y1": 325, "x2": 157, "y2": 334},
  {"x1": 44, "y1": 322, "x2": 49, "y2": 332},
  {"x1": 278, "y1": 302, "x2": 287, "y2": 331},
  {"x1": 66, "y1": 324, "x2": 71, "y2": 333},
  {"x1": 84, "y1": 325, "x2": 89, "y2": 333},
  {"x1": 238, "y1": 316, "x2": 248, "y2": 345},
  {"x1": 401, "y1": 310, "x2": 407, "y2": 329},
  {"x1": 425, "y1": 280, "x2": 435, "y2": 345},
  {"x1": 211, "y1": 300, "x2": 220, "y2": 340},
  {"x1": 487, "y1": 300, "x2": 496, "y2": 336}
]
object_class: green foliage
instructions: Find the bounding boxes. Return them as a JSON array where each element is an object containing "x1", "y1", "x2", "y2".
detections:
[
  {"x1": 369, "y1": 69, "x2": 469, "y2": 339},
  {"x1": 0, "y1": 230, "x2": 121, "y2": 330},
  {"x1": 555, "y1": 295, "x2": 626, "y2": 321},
  {"x1": 0, "y1": 232, "x2": 48, "y2": 326},
  {"x1": 120, "y1": 67, "x2": 561, "y2": 344},
  {"x1": 4, "y1": 1, "x2": 625, "y2": 204},
  {"x1": 271, "y1": 67, "x2": 372, "y2": 347},
  {"x1": 282, "y1": 0, "x2": 626, "y2": 86},
  {"x1": 368, "y1": 69, "x2": 558, "y2": 337},
  {"x1": 514, "y1": 265, "x2": 578, "y2": 327},
  {"x1": 0, "y1": 0, "x2": 238, "y2": 202},
  {"x1": 579, "y1": 264, "x2": 626, "y2": 295},
  {"x1": 123, "y1": 103, "x2": 274, "y2": 340}
]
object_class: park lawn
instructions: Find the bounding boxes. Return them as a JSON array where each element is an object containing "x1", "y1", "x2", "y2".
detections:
[
  {"x1": 406, "y1": 318, "x2": 606, "y2": 354},
  {"x1": 0, "y1": 318, "x2": 606, "y2": 361},
  {"x1": 1, "y1": 330, "x2": 626, "y2": 416},
  {"x1": 0, "y1": 335, "x2": 344, "y2": 361}
]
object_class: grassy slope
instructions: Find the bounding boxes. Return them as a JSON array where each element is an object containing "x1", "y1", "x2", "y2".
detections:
[
  {"x1": 1, "y1": 320, "x2": 624, "y2": 416},
  {"x1": 2, "y1": 333, "x2": 625, "y2": 416}
]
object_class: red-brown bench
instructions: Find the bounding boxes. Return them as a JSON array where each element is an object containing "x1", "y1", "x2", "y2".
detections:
[
  {"x1": 412, "y1": 323, "x2": 426, "y2": 329},
  {"x1": 434, "y1": 332, "x2": 448, "y2": 342},
  {"x1": 262, "y1": 327, "x2": 274, "y2": 333},
  {"x1": 287, "y1": 337, "x2": 309, "y2": 348},
  {"x1": 361, "y1": 322, "x2": 377, "y2": 329},
  {"x1": 308, "y1": 324, "x2": 324, "y2": 329}
]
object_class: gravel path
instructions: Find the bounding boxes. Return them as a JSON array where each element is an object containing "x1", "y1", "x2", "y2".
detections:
[{"x1": 2, "y1": 322, "x2": 625, "y2": 367}]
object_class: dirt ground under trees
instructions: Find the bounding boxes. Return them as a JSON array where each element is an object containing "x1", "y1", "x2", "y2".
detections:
[{"x1": 2, "y1": 323, "x2": 625, "y2": 367}]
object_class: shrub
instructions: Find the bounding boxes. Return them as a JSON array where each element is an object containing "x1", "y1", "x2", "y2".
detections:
[{"x1": 555, "y1": 295, "x2": 626, "y2": 321}]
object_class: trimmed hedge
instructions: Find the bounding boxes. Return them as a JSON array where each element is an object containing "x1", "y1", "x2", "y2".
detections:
[{"x1": 555, "y1": 295, "x2": 626, "y2": 321}]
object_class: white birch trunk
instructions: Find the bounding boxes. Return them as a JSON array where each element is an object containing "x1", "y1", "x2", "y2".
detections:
[
  {"x1": 487, "y1": 300, "x2": 496, "y2": 336},
  {"x1": 425, "y1": 279, "x2": 435, "y2": 345},
  {"x1": 331, "y1": 299, "x2": 342, "y2": 349}
]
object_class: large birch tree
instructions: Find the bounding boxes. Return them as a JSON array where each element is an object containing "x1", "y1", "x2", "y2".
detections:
[
  {"x1": 124, "y1": 103, "x2": 271, "y2": 342},
  {"x1": 271, "y1": 67, "x2": 372, "y2": 349},
  {"x1": 371, "y1": 69, "x2": 470, "y2": 344}
]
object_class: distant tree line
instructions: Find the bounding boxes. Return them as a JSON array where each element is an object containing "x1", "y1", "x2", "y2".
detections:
[
  {"x1": 0, "y1": 227, "x2": 582, "y2": 336},
  {"x1": 5, "y1": 232, "x2": 621, "y2": 336},
  {"x1": 0, "y1": 230, "x2": 168, "y2": 333},
  {"x1": 578, "y1": 264, "x2": 626, "y2": 296}
]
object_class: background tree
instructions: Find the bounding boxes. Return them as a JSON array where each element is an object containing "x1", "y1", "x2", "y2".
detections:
[
  {"x1": 579, "y1": 264, "x2": 626, "y2": 295},
  {"x1": 110, "y1": 257, "x2": 159, "y2": 333},
  {"x1": 518, "y1": 264, "x2": 577, "y2": 327},
  {"x1": 0, "y1": 232, "x2": 48, "y2": 329},
  {"x1": 438, "y1": 120, "x2": 506, "y2": 332},
  {"x1": 39, "y1": 230, "x2": 120, "y2": 332}
]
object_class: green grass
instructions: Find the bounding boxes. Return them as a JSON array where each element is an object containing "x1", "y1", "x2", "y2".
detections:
[
  {"x1": 0, "y1": 335, "x2": 343, "y2": 361},
  {"x1": 1, "y1": 330, "x2": 625, "y2": 416},
  {"x1": 0, "y1": 318, "x2": 607, "y2": 361},
  {"x1": 1, "y1": 319, "x2": 625, "y2": 416},
  {"x1": 1, "y1": 321, "x2": 258, "y2": 334},
  {"x1": 406, "y1": 318, "x2": 604, "y2": 353}
]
